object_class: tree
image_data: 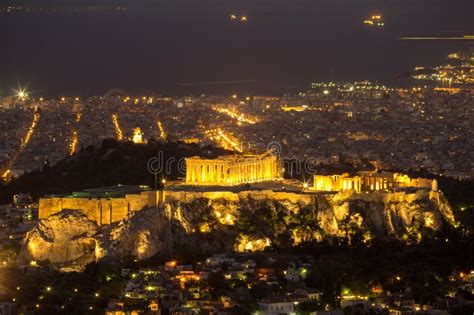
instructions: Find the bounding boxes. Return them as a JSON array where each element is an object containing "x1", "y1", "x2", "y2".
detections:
[
  {"x1": 206, "y1": 272, "x2": 229, "y2": 298},
  {"x1": 296, "y1": 300, "x2": 323, "y2": 314}
]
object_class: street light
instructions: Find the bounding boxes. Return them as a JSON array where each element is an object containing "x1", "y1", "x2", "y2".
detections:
[{"x1": 15, "y1": 88, "x2": 29, "y2": 101}]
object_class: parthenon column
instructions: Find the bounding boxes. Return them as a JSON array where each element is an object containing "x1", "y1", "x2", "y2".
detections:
[{"x1": 186, "y1": 162, "x2": 191, "y2": 182}]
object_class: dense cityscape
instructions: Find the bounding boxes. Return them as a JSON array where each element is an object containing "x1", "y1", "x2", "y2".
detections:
[{"x1": 2, "y1": 51, "x2": 474, "y2": 181}]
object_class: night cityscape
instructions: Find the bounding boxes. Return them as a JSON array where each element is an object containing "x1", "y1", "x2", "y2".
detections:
[{"x1": 1, "y1": 0, "x2": 473, "y2": 314}]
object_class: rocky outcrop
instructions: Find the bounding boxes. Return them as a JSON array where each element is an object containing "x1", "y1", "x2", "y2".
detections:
[
  {"x1": 20, "y1": 208, "x2": 173, "y2": 271},
  {"x1": 20, "y1": 189, "x2": 455, "y2": 271},
  {"x1": 19, "y1": 210, "x2": 100, "y2": 270},
  {"x1": 102, "y1": 206, "x2": 173, "y2": 261}
]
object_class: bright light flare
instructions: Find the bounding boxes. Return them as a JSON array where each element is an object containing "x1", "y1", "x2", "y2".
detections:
[{"x1": 15, "y1": 88, "x2": 29, "y2": 101}]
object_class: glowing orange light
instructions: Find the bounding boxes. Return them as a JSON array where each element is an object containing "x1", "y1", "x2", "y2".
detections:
[
  {"x1": 69, "y1": 131, "x2": 78, "y2": 156},
  {"x1": 112, "y1": 114, "x2": 123, "y2": 141},
  {"x1": 157, "y1": 121, "x2": 167, "y2": 140}
]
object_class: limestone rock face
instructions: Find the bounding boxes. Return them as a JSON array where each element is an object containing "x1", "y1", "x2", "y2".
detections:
[
  {"x1": 104, "y1": 206, "x2": 172, "y2": 260},
  {"x1": 20, "y1": 189, "x2": 455, "y2": 271},
  {"x1": 330, "y1": 190, "x2": 454, "y2": 239},
  {"x1": 163, "y1": 189, "x2": 454, "y2": 244},
  {"x1": 20, "y1": 208, "x2": 172, "y2": 271},
  {"x1": 20, "y1": 210, "x2": 100, "y2": 270}
]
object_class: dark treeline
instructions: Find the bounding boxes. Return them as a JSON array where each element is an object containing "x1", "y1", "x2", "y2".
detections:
[{"x1": 0, "y1": 139, "x2": 230, "y2": 204}]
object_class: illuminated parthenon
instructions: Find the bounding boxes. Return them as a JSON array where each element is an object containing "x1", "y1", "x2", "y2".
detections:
[{"x1": 185, "y1": 151, "x2": 281, "y2": 185}]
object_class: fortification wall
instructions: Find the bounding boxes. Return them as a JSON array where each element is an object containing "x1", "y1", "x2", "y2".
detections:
[
  {"x1": 39, "y1": 198, "x2": 103, "y2": 223},
  {"x1": 38, "y1": 191, "x2": 155, "y2": 225},
  {"x1": 336, "y1": 189, "x2": 432, "y2": 204},
  {"x1": 38, "y1": 188, "x2": 443, "y2": 226},
  {"x1": 162, "y1": 190, "x2": 314, "y2": 205}
]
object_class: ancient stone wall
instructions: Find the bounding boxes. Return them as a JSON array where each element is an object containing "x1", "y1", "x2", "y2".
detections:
[
  {"x1": 39, "y1": 188, "x2": 447, "y2": 227},
  {"x1": 162, "y1": 190, "x2": 315, "y2": 205},
  {"x1": 38, "y1": 191, "x2": 155, "y2": 225}
]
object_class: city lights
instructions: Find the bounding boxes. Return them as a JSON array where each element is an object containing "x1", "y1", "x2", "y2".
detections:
[
  {"x1": 157, "y1": 120, "x2": 167, "y2": 141},
  {"x1": 1, "y1": 110, "x2": 40, "y2": 182},
  {"x1": 204, "y1": 128, "x2": 243, "y2": 152},
  {"x1": 214, "y1": 107, "x2": 257, "y2": 124},
  {"x1": 21, "y1": 111, "x2": 40, "y2": 148},
  {"x1": 15, "y1": 88, "x2": 28, "y2": 101},
  {"x1": 69, "y1": 131, "x2": 78, "y2": 156},
  {"x1": 112, "y1": 114, "x2": 123, "y2": 141},
  {"x1": 363, "y1": 14, "x2": 384, "y2": 27}
]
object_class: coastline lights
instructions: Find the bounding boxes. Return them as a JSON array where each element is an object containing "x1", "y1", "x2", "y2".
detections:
[
  {"x1": 230, "y1": 14, "x2": 248, "y2": 22},
  {"x1": 364, "y1": 14, "x2": 384, "y2": 27}
]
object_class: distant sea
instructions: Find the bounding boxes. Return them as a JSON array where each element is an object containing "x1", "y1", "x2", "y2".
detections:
[{"x1": 1, "y1": 0, "x2": 473, "y2": 96}]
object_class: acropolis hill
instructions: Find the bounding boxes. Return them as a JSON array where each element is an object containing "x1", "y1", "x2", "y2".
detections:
[
  {"x1": 26, "y1": 183, "x2": 454, "y2": 270},
  {"x1": 24, "y1": 151, "x2": 457, "y2": 268},
  {"x1": 38, "y1": 152, "x2": 441, "y2": 225}
]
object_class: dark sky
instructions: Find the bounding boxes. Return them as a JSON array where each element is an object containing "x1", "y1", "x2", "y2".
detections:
[{"x1": 1, "y1": 0, "x2": 473, "y2": 96}]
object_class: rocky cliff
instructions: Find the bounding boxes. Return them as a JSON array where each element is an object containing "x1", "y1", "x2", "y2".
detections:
[{"x1": 20, "y1": 189, "x2": 455, "y2": 271}]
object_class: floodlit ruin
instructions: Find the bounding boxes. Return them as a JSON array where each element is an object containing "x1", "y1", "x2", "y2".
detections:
[
  {"x1": 312, "y1": 171, "x2": 438, "y2": 193},
  {"x1": 185, "y1": 151, "x2": 281, "y2": 185}
]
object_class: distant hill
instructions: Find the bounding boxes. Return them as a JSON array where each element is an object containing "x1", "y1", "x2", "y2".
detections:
[{"x1": 0, "y1": 139, "x2": 230, "y2": 204}]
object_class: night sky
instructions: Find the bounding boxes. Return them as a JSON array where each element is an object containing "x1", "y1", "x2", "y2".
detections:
[{"x1": 1, "y1": 0, "x2": 473, "y2": 96}]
